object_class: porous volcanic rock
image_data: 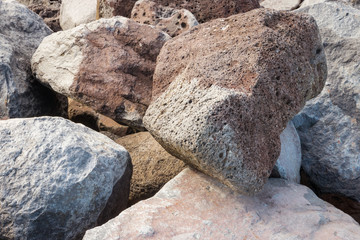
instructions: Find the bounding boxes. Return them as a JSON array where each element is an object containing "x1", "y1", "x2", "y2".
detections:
[
  {"x1": 31, "y1": 17, "x2": 170, "y2": 130},
  {"x1": 83, "y1": 168, "x2": 360, "y2": 240},
  {"x1": 293, "y1": 2, "x2": 360, "y2": 201},
  {"x1": 131, "y1": 0, "x2": 198, "y2": 37},
  {"x1": 144, "y1": 8, "x2": 326, "y2": 194},
  {"x1": 0, "y1": 0, "x2": 65, "y2": 119},
  {"x1": 60, "y1": 0, "x2": 97, "y2": 30},
  {"x1": 0, "y1": 117, "x2": 132, "y2": 240},
  {"x1": 116, "y1": 132, "x2": 186, "y2": 205},
  {"x1": 103, "y1": 0, "x2": 260, "y2": 23}
]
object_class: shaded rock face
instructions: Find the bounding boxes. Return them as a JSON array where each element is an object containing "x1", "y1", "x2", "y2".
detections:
[
  {"x1": 0, "y1": 117, "x2": 132, "y2": 240},
  {"x1": 131, "y1": 0, "x2": 198, "y2": 37},
  {"x1": 144, "y1": 8, "x2": 326, "y2": 194},
  {"x1": 0, "y1": 0, "x2": 65, "y2": 119},
  {"x1": 60, "y1": 0, "x2": 97, "y2": 30},
  {"x1": 17, "y1": 0, "x2": 62, "y2": 31},
  {"x1": 83, "y1": 168, "x2": 360, "y2": 240},
  {"x1": 103, "y1": 0, "x2": 260, "y2": 23},
  {"x1": 31, "y1": 17, "x2": 170, "y2": 130},
  {"x1": 116, "y1": 132, "x2": 186, "y2": 206},
  {"x1": 293, "y1": 2, "x2": 360, "y2": 201}
]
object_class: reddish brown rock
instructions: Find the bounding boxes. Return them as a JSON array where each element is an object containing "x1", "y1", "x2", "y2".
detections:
[
  {"x1": 32, "y1": 17, "x2": 170, "y2": 130},
  {"x1": 116, "y1": 132, "x2": 186, "y2": 206},
  {"x1": 131, "y1": 0, "x2": 198, "y2": 37},
  {"x1": 143, "y1": 9, "x2": 327, "y2": 194}
]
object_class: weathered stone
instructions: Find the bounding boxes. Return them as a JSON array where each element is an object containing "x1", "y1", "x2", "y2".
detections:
[
  {"x1": 83, "y1": 168, "x2": 360, "y2": 240},
  {"x1": 300, "y1": 0, "x2": 360, "y2": 10},
  {"x1": 0, "y1": 0, "x2": 65, "y2": 119},
  {"x1": 116, "y1": 132, "x2": 186, "y2": 206},
  {"x1": 32, "y1": 17, "x2": 170, "y2": 130},
  {"x1": 271, "y1": 121, "x2": 301, "y2": 183},
  {"x1": 103, "y1": 0, "x2": 259, "y2": 23},
  {"x1": 60, "y1": 0, "x2": 97, "y2": 30},
  {"x1": 17, "y1": 0, "x2": 62, "y2": 31},
  {"x1": 131, "y1": 0, "x2": 198, "y2": 37},
  {"x1": 144, "y1": 9, "x2": 326, "y2": 194},
  {"x1": 293, "y1": 2, "x2": 360, "y2": 201},
  {"x1": 0, "y1": 117, "x2": 132, "y2": 240},
  {"x1": 260, "y1": 0, "x2": 301, "y2": 10}
]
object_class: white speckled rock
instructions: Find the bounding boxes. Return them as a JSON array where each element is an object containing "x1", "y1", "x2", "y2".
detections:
[
  {"x1": 300, "y1": 0, "x2": 360, "y2": 10},
  {"x1": 60, "y1": 0, "x2": 98, "y2": 30},
  {"x1": 83, "y1": 168, "x2": 360, "y2": 240},
  {"x1": 0, "y1": 117, "x2": 132, "y2": 240}
]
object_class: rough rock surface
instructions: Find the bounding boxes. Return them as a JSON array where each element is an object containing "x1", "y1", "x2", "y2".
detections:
[
  {"x1": 60, "y1": 0, "x2": 97, "y2": 30},
  {"x1": 144, "y1": 8, "x2": 326, "y2": 194},
  {"x1": 17, "y1": 0, "x2": 62, "y2": 31},
  {"x1": 271, "y1": 121, "x2": 302, "y2": 183},
  {"x1": 83, "y1": 168, "x2": 360, "y2": 240},
  {"x1": 103, "y1": 0, "x2": 260, "y2": 23},
  {"x1": 300, "y1": 0, "x2": 360, "y2": 10},
  {"x1": 0, "y1": 117, "x2": 132, "y2": 240},
  {"x1": 116, "y1": 132, "x2": 186, "y2": 206},
  {"x1": 260, "y1": 0, "x2": 301, "y2": 10},
  {"x1": 293, "y1": 2, "x2": 360, "y2": 201},
  {"x1": 32, "y1": 17, "x2": 170, "y2": 129},
  {"x1": 0, "y1": 0, "x2": 65, "y2": 119},
  {"x1": 131, "y1": 0, "x2": 198, "y2": 37}
]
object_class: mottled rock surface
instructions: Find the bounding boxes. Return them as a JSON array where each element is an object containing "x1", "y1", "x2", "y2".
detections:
[
  {"x1": 32, "y1": 17, "x2": 170, "y2": 129},
  {"x1": 0, "y1": 117, "x2": 132, "y2": 240},
  {"x1": 0, "y1": 0, "x2": 64, "y2": 119},
  {"x1": 261, "y1": 0, "x2": 301, "y2": 10},
  {"x1": 144, "y1": 8, "x2": 326, "y2": 194},
  {"x1": 293, "y1": 2, "x2": 360, "y2": 201},
  {"x1": 131, "y1": 0, "x2": 198, "y2": 37},
  {"x1": 83, "y1": 168, "x2": 360, "y2": 240},
  {"x1": 271, "y1": 121, "x2": 301, "y2": 183},
  {"x1": 300, "y1": 0, "x2": 360, "y2": 10},
  {"x1": 116, "y1": 132, "x2": 186, "y2": 206},
  {"x1": 60, "y1": 0, "x2": 97, "y2": 30}
]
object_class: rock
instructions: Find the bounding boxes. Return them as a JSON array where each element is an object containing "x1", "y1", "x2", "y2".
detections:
[
  {"x1": 300, "y1": 0, "x2": 360, "y2": 10},
  {"x1": 260, "y1": 0, "x2": 301, "y2": 10},
  {"x1": 131, "y1": 0, "x2": 198, "y2": 37},
  {"x1": 102, "y1": 0, "x2": 260, "y2": 23},
  {"x1": 293, "y1": 2, "x2": 360, "y2": 201},
  {"x1": 60, "y1": 0, "x2": 98, "y2": 30},
  {"x1": 0, "y1": 0, "x2": 65, "y2": 119},
  {"x1": 0, "y1": 117, "x2": 132, "y2": 240},
  {"x1": 68, "y1": 98, "x2": 129, "y2": 139},
  {"x1": 17, "y1": 0, "x2": 62, "y2": 31},
  {"x1": 31, "y1": 17, "x2": 170, "y2": 130},
  {"x1": 116, "y1": 132, "x2": 186, "y2": 206},
  {"x1": 144, "y1": 8, "x2": 326, "y2": 194},
  {"x1": 83, "y1": 168, "x2": 360, "y2": 240}
]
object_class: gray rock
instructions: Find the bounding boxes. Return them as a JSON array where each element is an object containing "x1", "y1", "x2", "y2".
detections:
[
  {"x1": 300, "y1": 0, "x2": 360, "y2": 10},
  {"x1": 0, "y1": 0, "x2": 65, "y2": 119},
  {"x1": 293, "y1": 2, "x2": 360, "y2": 200},
  {"x1": 0, "y1": 117, "x2": 132, "y2": 240},
  {"x1": 271, "y1": 121, "x2": 301, "y2": 183},
  {"x1": 83, "y1": 168, "x2": 360, "y2": 240},
  {"x1": 260, "y1": 0, "x2": 301, "y2": 10}
]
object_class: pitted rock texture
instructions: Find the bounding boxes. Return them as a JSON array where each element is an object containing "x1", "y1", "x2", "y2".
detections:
[
  {"x1": 260, "y1": 0, "x2": 301, "y2": 10},
  {"x1": 0, "y1": 117, "x2": 132, "y2": 240},
  {"x1": 83, "y1": 168, "x2": 360, "y2": 240},
  {"x1": 144, "y1": 8, "x2": 326, "y2": 194},
  {"x1": 18, "y1": 0, "x2": 62, "y2": 31},
  {"x1": 60, "y1": 0, "x2": 97, "y2": 30},
  {"x1": 103, "y1": 0, "x2": 259, "y2": 23},
  {"x1": 131, "y1": 0, "x2": 198, "y2": 37},
  {"x1": 116, "y1": 132, "x2": 186, "y2": 206},
  {"x1": 31, "y1": 17, "x2": 170, "y2": 130},
  {"x1": 0, "y1": 0, "x2": 65, "y2": 119},
  {"x1": 293, "y1": 2, "x2": 360, "y2": 201}
]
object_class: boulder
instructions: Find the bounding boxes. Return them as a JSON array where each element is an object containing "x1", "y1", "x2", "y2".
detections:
[
  {"x1": 300, "y1": 0, "x2": 360, "y2": 10},
  {"x1": 260, "y1": 0, "x2": 301, "y2": 10},
  {"x1": 271, "y1": 121, "x2": 302, "y2": 183},
  {"x1": 0, "y1": 0, "x2": 65, "y2": 119},
  {"x1": 131, "y1": 0, "x2": 198, "y2": 37},
  {"x1": 60, "y1": 0, "x2": 98, "y2": 30},
  {"x1": 83, "y1": 168, "x2": 360, "y2": 240},
  {"x1": 144, "y1": 8, "x2": 326, "y2": 194},
  {"x1": 31, "y1": 17, "x2": 170, "y2": 130},
  {"x1": 102, "y1": 0, "x2": 260, "y2": 23},
  {"x1": 116, "y1": 132, "x2": 186, "y2": 205},
  {"x1": 17, "y1": 0, "x2": 62, "y2": 31},
  {"x1": 0, "y1": 117, "x2": 132, "y2": 240},
  {"x1": 293, "y1": 2, "x2": 360, "y2": 201}
]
